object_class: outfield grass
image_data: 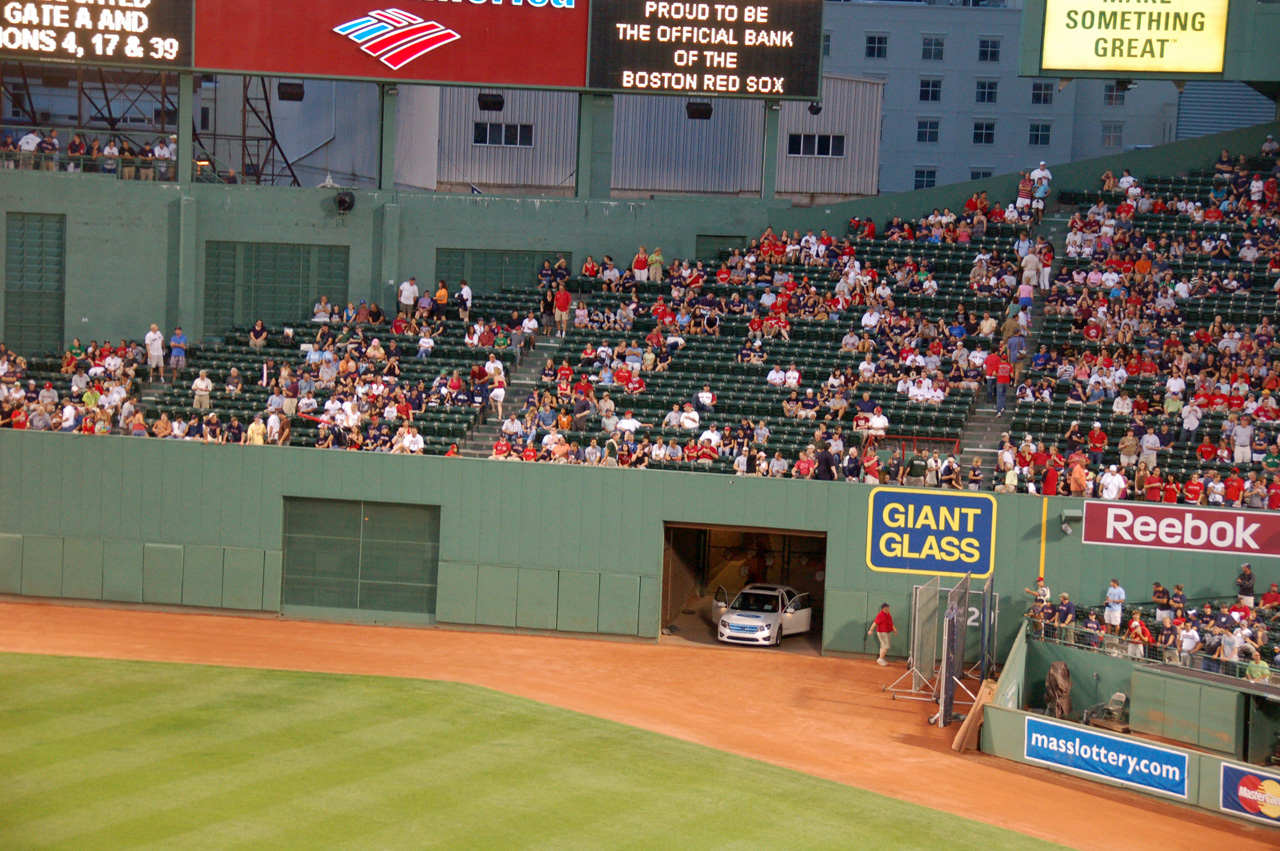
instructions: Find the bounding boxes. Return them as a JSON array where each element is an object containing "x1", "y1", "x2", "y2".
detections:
[{"x1": 0, "y1": 653, "x2": 1066, "y2": 850}]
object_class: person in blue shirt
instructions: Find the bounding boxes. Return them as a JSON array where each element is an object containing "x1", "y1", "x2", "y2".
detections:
[
  {"x1": 168, "y1": 326, "x2": 187, "y2": 381},
  {"x1": 1104, "y1": 579, "x2": 1126, "y2": 634}
]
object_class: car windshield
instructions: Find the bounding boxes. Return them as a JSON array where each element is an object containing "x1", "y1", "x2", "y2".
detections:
[{"x1": 730, "y1": 591, "x2": 779, "y2": 613}]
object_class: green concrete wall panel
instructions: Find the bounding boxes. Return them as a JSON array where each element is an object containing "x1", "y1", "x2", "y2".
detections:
[
  {"x1": 475, "y1": 564, "x2": 518, "y2": 628},
  {"x1": 221, "y1": 548, "x2": 265, "y2": 611},
  {"x1": 436, "y1": 562, "x2": 478, "y2": 625},
  {"x1": 142, "y1": 543, "x2": 184, "y2": 605},
  {"x1": 60, "y1": 537, "x2": 103, "y2": 600},
  {"x1": 638, "y1": 575, "x2": 661, "y2": 638},
  {"x1": 0, "y1": 533, "x2": 22, "y2": 594},
  {"x1": 597, "y1": 573, "x2": 640, "y2": 635},
  {"x1": 1199, "y1": 687, "x2": 1244, "y2": 757},
  {"x1": 181, "y1": 545, "x2": 224, "y2": 608},
  {"x1": 262, "y1": 550, "x2": 283, "y2": 612},
  {"x1": 1129, "y1": 668, "x2": 1166, "y2": 738},
  {"x1": 822, "y1": 589, "x2": 867, "y2": 654},
  {"x1": 1163, "y1": 678, "x2": 1204, "y2": 747},
  {"x1": 21, "y1": 536, "x2": 62, "y2": 597},
  {"x1": 101, "y1": 539, "x2": 144, "y2": 602},
  {"x1": 516, "y1": 567, "x2": 558, "y2": 631},
  {"x1": 557, "y1": 571, "x2": 600, "y2": 633}
]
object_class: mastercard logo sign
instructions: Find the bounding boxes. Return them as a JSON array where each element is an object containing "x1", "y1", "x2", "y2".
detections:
[
  {"x1": 1235, "y1": 775, "x2": 1280, "y2": 819},
  {"x1": 1222, "y1": 764, "x2": 1280, "y2": 824}
]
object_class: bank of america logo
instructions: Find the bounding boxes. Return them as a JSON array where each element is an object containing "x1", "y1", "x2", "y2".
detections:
[{"x1": 334, "y1": 9, "x2": 461, "y2": 71}]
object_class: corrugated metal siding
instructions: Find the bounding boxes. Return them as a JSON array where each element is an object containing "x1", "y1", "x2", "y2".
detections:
[
  {"x1": 612, "y1": 95, "x2": 764, "y2": 194},
  {"x1": 1176, "y1": 82, "x2": 1276, "y2": 142},
  {"x1": 776, "y1": 76, "x2": 882, "y2": 197},
  {"x1": 436, "y1": 87, "x2": 577, "y2": 189}
]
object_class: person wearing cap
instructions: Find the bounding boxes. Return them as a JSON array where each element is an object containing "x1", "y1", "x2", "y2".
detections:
[
  {"x1": 1029, "y1": 160, "x2": 1052, "y2": 184},
  {"x1": 1086, "y1": 420, "x2": 1107, "y2": 467},
  {"x1": 1244, "y1": 647, "x2": 1271, "y2": 683},
  {"x1": 1237, "y1": 564, "x2": 1255, "y2": 607},
  {"x1": 1024, "y1": 576, "x2": 1051, "y2": 604},
  {"x1": 1098, "y1": 464, "x2": 1125, "y2": 500}
]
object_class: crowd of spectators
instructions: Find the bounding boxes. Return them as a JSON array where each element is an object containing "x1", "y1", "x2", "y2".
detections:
[
  {"x1": 3, "y1": 128, "x2": 179, "y2": 179},
  {"x1": 1026, "y1": 564, "x2": 1280, "y2": 681}
]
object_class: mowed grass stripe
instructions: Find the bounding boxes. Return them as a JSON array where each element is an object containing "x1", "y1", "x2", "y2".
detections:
[
  {"x1": 10, "y1": 691, "x2": 452, "y2": 845},
  {"x1": 0, "y1": 654, "x2": 1070, "y2": 851},
  {"x1": 2, "y1": 670, "x2": 420, "y2": 806}
]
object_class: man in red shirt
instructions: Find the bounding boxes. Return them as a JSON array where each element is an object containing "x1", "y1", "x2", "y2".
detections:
[
  {"x1": 1223, "y1": 469, "x2": 1245, "y2": 507},
  {"x1": 1259, "y1": 583, "x2": 1280, "y2": 618},
  {"x1": 552, "y1": 284, "x2": 573, "y2": 338},
  {"x1": 489, "y1": 437, "x2": 512, "y2": 460},
  {"x1": 867, "y1": 603, "x2": 897, "y2": 666},
  {"x1": 1087, "y1": 421, "x2": 1107, "y2": 466},
  {"x1": 1144, "y1": 474, "x2": 1164, "y2": 502},
  {"x1": 995, "y1": 355, "x2": 1013, "y2": 414},
  {"x1": 1268, "y1": 474, "x2": 1280, "y2": 510}
]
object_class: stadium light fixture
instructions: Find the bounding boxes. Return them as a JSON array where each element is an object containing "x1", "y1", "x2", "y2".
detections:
[{"x1": 807, "y1": 102, "x2": 822, "y2": 116}]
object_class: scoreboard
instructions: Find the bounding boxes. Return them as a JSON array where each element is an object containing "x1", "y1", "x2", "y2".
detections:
[
  {"x1": 0, "y1": 0, "x2": 192, "y2": 68},
  {"x1": 0, "y1": 0, "x2": 824, "y2": 100},
  {"x1": 587, "y1": 0, "x2": 823, "y2": 99}
]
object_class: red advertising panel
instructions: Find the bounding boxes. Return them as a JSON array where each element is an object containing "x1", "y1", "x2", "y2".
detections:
[
  {"x1": 194, "y1": 0, "x2": 588, "y2": 88},
  {"x1": 1082, "y1": 501, "x2": 1280, "y2": 559}
]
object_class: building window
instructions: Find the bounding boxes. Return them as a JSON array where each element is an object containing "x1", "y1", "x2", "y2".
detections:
[
  {"x1": 787, "y1": 133, "x2": 845, "y2": 157},
  {"x1": 865, "y1": 34, "x2": 887, "y2": 59},
  {"x1": 970, "y1": 169, "x2": 993, "y2": 181},
  {"x1": 822, "y1": 31, "x2": 831, "y2": 57},
  {"x1": 473, "y1": 122, "x2": 534, "y2": 147},
  {"x1": 919, "y1": 78, "x2": 942, "y2": 102},
  {"x1": 978, "y1": 38, "x2": 1001, "y2": 62},
  {"x1": 1029, "y1": 123, "x2": 1051, "y2": 146},
  {"x1": 199, "y1": 106, "x2": 210, "y2": 131},
  {"x1": 975, "y1": 80, "x2": 998, "y2": 104},
  {"x1": 1101, "y1": 122, "x2": 1124, "y2": 148},
  {"x1": 1103, "y1": 83, "x2": 1126, "y2": 107},
  {"x1": 1031, "y1": 82, "x2": 1054, "y2": 105},
  {"x1": 972, "y1": 121, "x2": 995, "y2": 145},
  {"x1": 921, "y1": 36, "x2": 944, "y2": 61},
  {"x1": 914, "y1": 169, "x2": 937, "y2": 190},
  {"x1": 916, "y1": 120, "x2": 940, "y2": 144}
]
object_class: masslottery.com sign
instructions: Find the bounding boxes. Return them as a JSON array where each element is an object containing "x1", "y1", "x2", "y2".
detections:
[
  {"x1": 866, "y1": 488, "x2": 996, "y2": 578},
  {"x1": 1025, "y1": 716, "x2": 1188, "y2": 798},
  {"x1": 1040, "y1": 0, "x2": 1228, "y2": 75}
]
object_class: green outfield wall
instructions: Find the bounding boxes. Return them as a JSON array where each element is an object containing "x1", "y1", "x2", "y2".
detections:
[
  {"x1": 0, "y1": 121, "x2": 1276, "y2": 350},
  {"x1": 0, "y1": 431, "x2": 1273, "y2": 655}
]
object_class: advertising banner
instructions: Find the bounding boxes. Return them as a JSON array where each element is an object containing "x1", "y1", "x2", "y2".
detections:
[
  {"x1": 1081, "y1": 501, "x2": 1280, "y2": 559},
  {"x1": 1025, "y1": 716, "x2": 1188, "y2": 798},
  {"x1": 1220, "y1": 763, "x2": 1280, "y2": 827},
  {"x1": 194, "y1": 0, "x2": 589, "y2": 88},
  {"x1": 587, "y1": 0, "x2": 824, "y2": 98},
  {"x1": 1040, "y1": 0, "x2": 1228, "y2": 75},
  {"x1": 865, "y1": 487, "x2": 996, "y2": 578}
]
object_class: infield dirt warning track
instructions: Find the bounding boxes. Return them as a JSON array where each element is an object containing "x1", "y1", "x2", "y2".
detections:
[{"x1": 0, "y1": 600, "x2": 1271, "y2": 851}]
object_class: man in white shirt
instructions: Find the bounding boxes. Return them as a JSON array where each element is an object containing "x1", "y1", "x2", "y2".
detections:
[
  {"x1": 17, "y1": 129, "x2": 40, "y2": 169},
  {"x1": 1029, "y1": 160, "x2": 1052, "y2": 183},
  {"x1": 678, "y1": 404, "x2": 700, "y2": 430},
  {"x1": 1098, "y1": 465, "x2": 1125, "y2": 500},
  {"x1": 783, "y1": 365, "x2": 801, "y2": 388},
  {"x1": 144, "y1": 323, "x2": 166, "y2": 382},
  {"x1": 766, "y1": 366, "x2": 786, "y2": 386},
  {"x1": 457, "y1": 281, "x2": 472, "y2": 321},
  {"x1": 397, "y1": 277, "x2": 419, "y2": 316},
  {"x1": 191, "y1": 370, "x2": 213, "y2": 410}
]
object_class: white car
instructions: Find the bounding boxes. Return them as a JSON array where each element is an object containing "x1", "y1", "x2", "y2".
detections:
[{"x1": 713, "y1": 583, "x2": 813, "y2": 646}]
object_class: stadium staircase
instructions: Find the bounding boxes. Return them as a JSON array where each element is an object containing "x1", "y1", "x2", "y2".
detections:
[
  {"x1": 957, "y1": 210, "x2": 1065, "y2": 464},
  {"x1": 458, "y1": 335, "x2": 562, "y2": 458}
]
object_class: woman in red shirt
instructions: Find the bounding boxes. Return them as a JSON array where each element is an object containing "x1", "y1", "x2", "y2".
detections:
[{"x1": 632, "y1": 246, "x2": 649, "y2": 281}]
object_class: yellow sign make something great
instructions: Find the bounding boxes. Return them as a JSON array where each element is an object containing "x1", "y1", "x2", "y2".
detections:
[{"x1": 1041, "y1": 0, "x2": 1228, "y2": 75}]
